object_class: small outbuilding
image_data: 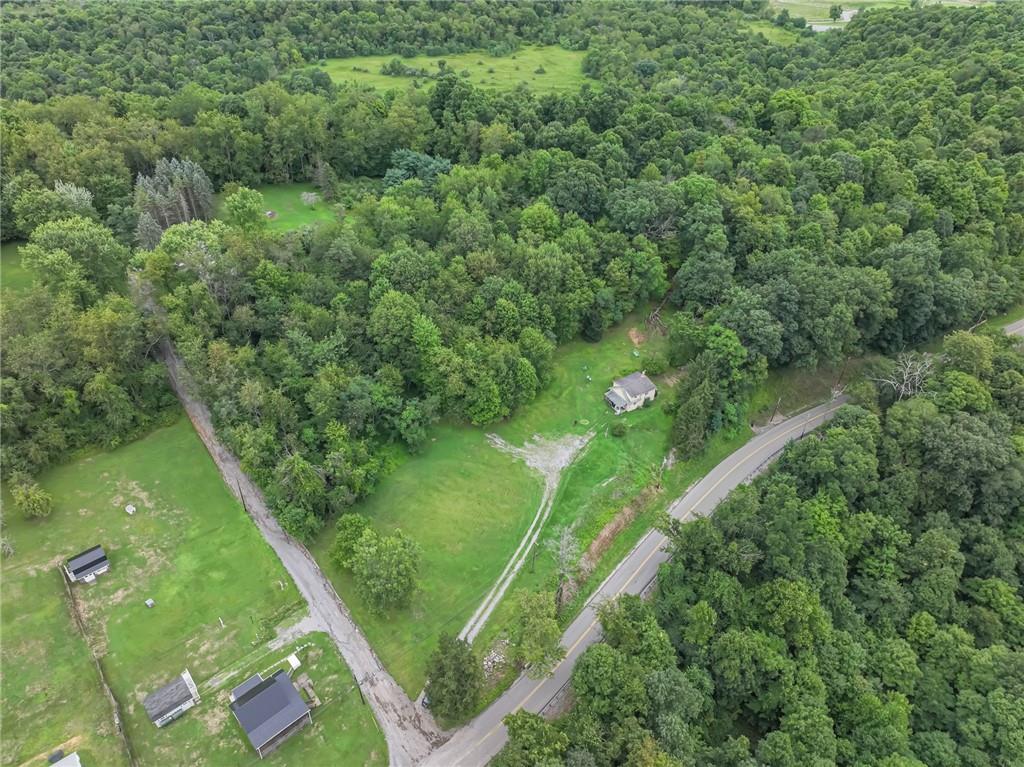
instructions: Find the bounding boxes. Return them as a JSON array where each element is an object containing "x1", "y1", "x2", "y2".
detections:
[
  {"x1": 605, "y1": 371, "x2": 657, "y2": 415},
  {"x1": 64, "y1": 545, "x2": 110, "y2": 583},
  {"x1": 143, "y1": 669, "x2": 200, "y2": 727},
  {"x1": 230, "y1": 670, "x2": 311, "y2": 758}
]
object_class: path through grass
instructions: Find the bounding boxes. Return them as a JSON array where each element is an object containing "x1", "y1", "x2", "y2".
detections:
[{"x1": 323, "y1": 45, "x2": 590, "y2": 94}]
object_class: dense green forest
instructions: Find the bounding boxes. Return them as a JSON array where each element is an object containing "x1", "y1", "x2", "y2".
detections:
[
  {"x1": 2, "y1": 0, "x2": 1024, "y2": 764},
  {"x1": 497, "y1": 329, "x2": 1024, "y2": 766},
  {"x1": 3, "y1": 1, "x2": 1022, "y2": 540}
]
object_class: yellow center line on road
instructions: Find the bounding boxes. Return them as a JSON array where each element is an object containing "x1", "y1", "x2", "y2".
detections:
[{"x1": 458, "y1": 402, "x2": 844, "y2": 762}]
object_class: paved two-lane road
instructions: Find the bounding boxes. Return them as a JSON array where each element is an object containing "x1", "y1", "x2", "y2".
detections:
[{"x1": 425, "y1": 397, "x2": 848, "y2": 767}]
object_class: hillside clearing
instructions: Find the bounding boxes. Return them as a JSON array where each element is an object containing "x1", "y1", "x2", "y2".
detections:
[{"x1": 323, "y1": 46, "x2": 591, "y2": 94}]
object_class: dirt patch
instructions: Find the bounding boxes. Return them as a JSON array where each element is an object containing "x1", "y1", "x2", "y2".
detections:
[
  {"x1": 111, "y1": 480, "x2": 158, "y2": 514},
  {"x1": 16, "y1": 735, "x2": 84, "y2": 767},
  {"x1": 459, "y1": 431, "x2": 594, "y2": 643},
  {"x1": 578, "y1": 485, "x2": 660, "y2": 580},
  {"x1": 270, "y1": 613, "x2": 323, "y2": 650},
  {"x1": 628, "y1": 327, "x2": 647, "y2": 346},
  {"x1": 660, "y1": 366, "x2": 687, "y2": 387},
  {"x1": 196, "y1": 700, "x2": 230, "y2": 734}
]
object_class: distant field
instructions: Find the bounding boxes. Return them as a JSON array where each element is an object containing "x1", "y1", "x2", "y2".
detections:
[
  {"x1": 311, "y1": 311, "x2": 679, "y2": 697},
  {"x1": 1, "y1": 240, "x2": 32, "y2": 293},
  {"x1": 769, "y1": 0, "x2": 985, "y2": 24},
  {"x1": 744, "y1": 19, "x2": 803, "y2": 44},
  {"x1": 323, "y1": 45, "x2": 590, "y2": 94},
  {"x1": 1, "y1": 416, "x2": 383, "y2": 766},
  {"x1": 215, "y1": 183, "x2": 338, "y2": 232}
]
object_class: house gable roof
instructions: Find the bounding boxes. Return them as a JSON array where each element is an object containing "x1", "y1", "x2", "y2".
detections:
[
  {"x1": 143, "y1": 671, "x2": 196, "y2": 722},
  {"x1": 230, "y1": 670, "x2": 308, "y2": 750},
  {"x1": 613, "y1": 371, "x2": 656, "y2": 398},
  {"x1": 67, "y1": 545, "x2": 108, "y2": 578}
]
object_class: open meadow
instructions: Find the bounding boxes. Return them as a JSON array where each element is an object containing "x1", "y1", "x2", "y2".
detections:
[
  {"x1": 323, "y1": 45, "x2": 590, "y2": 94},
  {"x1": 1, "y1": 416, "x2": 383, "y2": 766},
  {"x1": 1, "y1": 241, "x2": 31, "y2": 294},
  {"x1": 214, "y1": 183, "x2": 339, "y2": 233}
]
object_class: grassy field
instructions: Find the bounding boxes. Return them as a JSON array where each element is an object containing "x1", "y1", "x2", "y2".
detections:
[
  {"x1": 310, "y1": 312, "x2": 678, "y2": 696},
  {"x1": 215, "y1": 183, "x2": 339, "y2": 232},
  {"x1": 1, "y1": 240, "x2": 32, "y2": 293},
  {"x1": 744, "y1": 19, "x2": 803, "y2": 44},
  {"x1": 769, "y1": 0, "x2": 985, "y2": 25},
  {"x1": 1, "y1": 415, "x2": 383, "y2": 766},
  {"x1": 133, "y1": 632, "x2": 385, "y2": 767},
  {"x1": 323, "y1": 45, "x2": 590, "y2": 94}
]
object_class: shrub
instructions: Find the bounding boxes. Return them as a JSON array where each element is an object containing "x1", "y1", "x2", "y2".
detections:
[
  {"x1": 11, "y1": 475, "x2": 53, "y2": 520},
  {"x1": 330, "y1": 513, "x2": 371, "y2": 569},
  {"x1": 611, "y1": 421, "x2": 628, "y2": 438}
]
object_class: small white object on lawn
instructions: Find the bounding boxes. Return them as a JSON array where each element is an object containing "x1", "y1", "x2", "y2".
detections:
[
  {"x1": 145, "y1": 598, "x2": 155, "y2": 608},
  {"x1": 125, "y1": 504, "x2": 136, "y2": 515},
  {"x1": 287, "y1": 653, "x2": 301, "y2": 671}
]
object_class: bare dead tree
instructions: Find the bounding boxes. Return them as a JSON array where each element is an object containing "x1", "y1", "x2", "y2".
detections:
[
  {"x1": 870, "y1": 352, "x2": 934, "y2": 401},
  {"x1": 546, "y1": 524, "x2": 581, "y2": 608}
]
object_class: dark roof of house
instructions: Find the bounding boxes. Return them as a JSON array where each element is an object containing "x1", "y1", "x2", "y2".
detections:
[
  {"x1": 230, "y1": 670, "x2": 308, "y2": 750},
  {"x1": 231, "y1": 674, "x2": 264, "y2": 702},
  {"x1": 605, "y1": 388, "x2": 629, "y2": 409},
  {"x1": 67, "y1": 545, "x2": 108, "y2": 578},
  {"x1": 613, "y1": 371, "x2": 656, "y2": 398},
  {"x1": 143, "y1": 673, "x2": 195, "y2": 722}
]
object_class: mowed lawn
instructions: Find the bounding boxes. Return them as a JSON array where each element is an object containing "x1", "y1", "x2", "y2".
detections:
[
  {"x1": 310, "y1": 427, "x2": 544, "y2": 696},
  {"x1": 137, "y1": 632, "x2": 386, "y2": 767},
  {"x1": 743, "y1": 19, "x2": 803, "y2": 44},
  {"x1": 2, "y1": 240, "x2": 32, "y2": 293},
  {"x1": 310, "y1": 311, "x2": 678, "y2": 696},
  {"x1": 323, "y1": 45, "x2": 590, "y2": 94},
  {"x1": 215, "y1": 183, "x2": 338, "y2": 232},
  {"x1": 1, "y1": 416, "x2": 382, "y2": 766}
]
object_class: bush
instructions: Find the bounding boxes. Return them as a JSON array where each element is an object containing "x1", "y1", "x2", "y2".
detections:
[
  {"x1": 425, "y1": 634, "x2": 482, "y2": 720},
  {"x1": 11, "y1": 475, "x2": 53, "y2": 520},
  {"x1": 330, "y1": 513, "x2": 371, "y2": 569},
  {"x1": 534, "y1": 66, "x2": 546, "y2": 74},
  {"x1": 350, "y1": 528, "x2": 421, "y2": 612},
  {"x1": 611, "y1": 421, "x2": 628, "y2": 438}
]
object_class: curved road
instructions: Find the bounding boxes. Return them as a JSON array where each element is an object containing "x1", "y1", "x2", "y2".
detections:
[
  {"x1": 1006, "y1": 318, "x2": 1024, "y2": 338},
  {"x1": 425, "y1": 398, "x2": 848, "y2": 767}
]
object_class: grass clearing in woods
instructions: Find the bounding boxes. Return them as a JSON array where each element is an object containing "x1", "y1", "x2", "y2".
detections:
[
  {"x1": 215, "y1": 182, "x2": 339, "y2": 232},
  {"x1": 1, "y1": 415, "x2": 384, "y2": 766},
  {"x1": 323, "y1": 45, "x2": 591, "y2": 94},
  {"x1": 310, "y1": 310, "x2": 679, "y2": 697},
  {"x1": 1, "y1": 240, "x2": 32, "y2": 294}
]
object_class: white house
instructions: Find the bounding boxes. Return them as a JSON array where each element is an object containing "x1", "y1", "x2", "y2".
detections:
[{"x1": 605, "y1": 371, "x2": 657, "y2": 414}]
